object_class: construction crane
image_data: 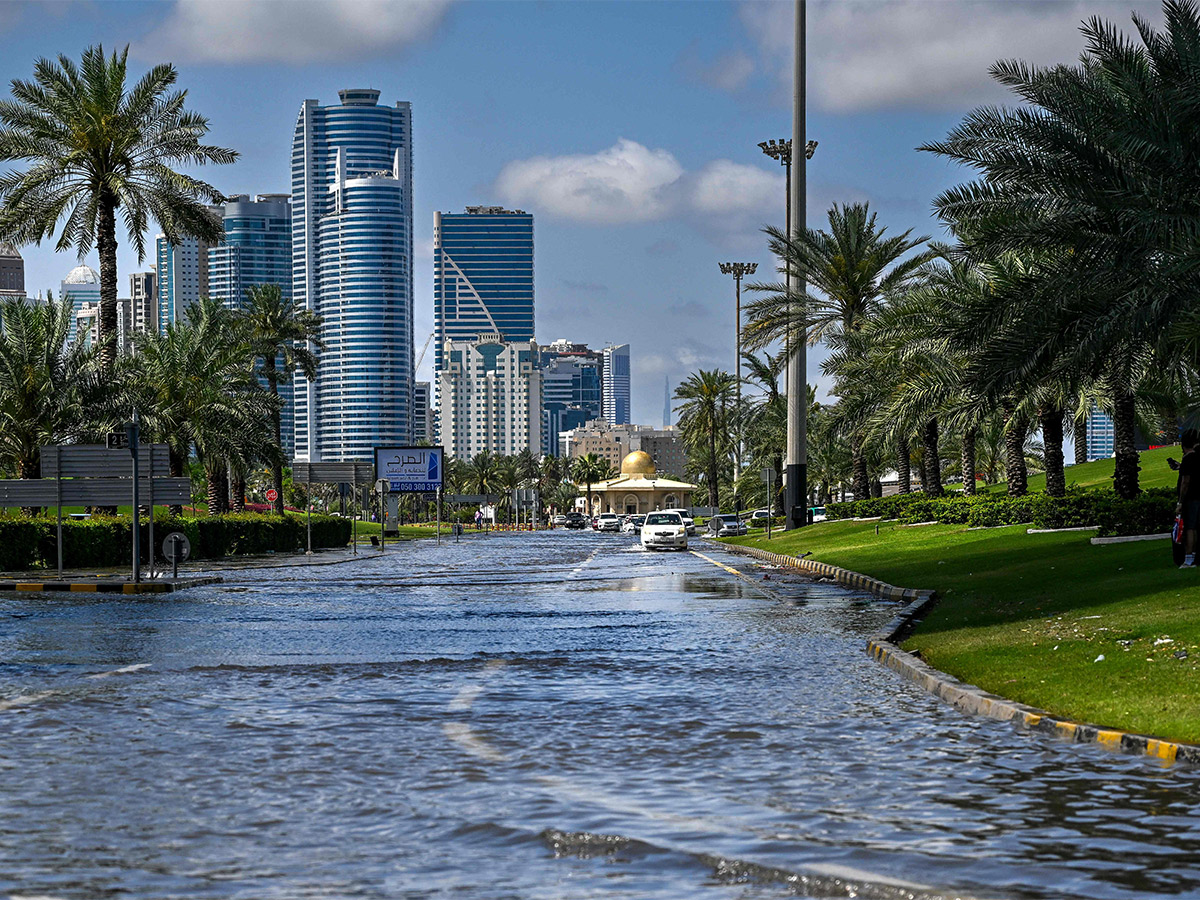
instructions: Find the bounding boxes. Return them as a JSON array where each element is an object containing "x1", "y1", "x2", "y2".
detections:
[{"x1": 415, "y1": 332, "x2": 434, "y2": 372}]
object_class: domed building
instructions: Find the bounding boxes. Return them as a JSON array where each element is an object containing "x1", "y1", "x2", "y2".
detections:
[
  {"x1": 60, "y1": 264, "x2": 101, "y2": 315},
  {"x1": 583, "y1": 450, "x2": 697, "y2": 516}
]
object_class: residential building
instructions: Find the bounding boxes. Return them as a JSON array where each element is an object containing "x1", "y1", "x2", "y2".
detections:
[
  {"x1": 433, "y1": 206, "x2": 534, "y2": 375},
  {"x1": 156, "y1": 230, "x2": 216, "y2": 331},
  {"x1": 129, "y1": 269, "x2": 156, "y2": 333},
  {"x1": 1085, "y1": 405, "x2": 1115, "y2": 461},
  {"x1": 437, "y1": 336, "x2": 541, "y2": 460},
  {"x1": 602, "y1": 343, "x2": 631, "y2": 425},
  {"x1": 75, "y1": 298, "x2": 131, "y2": 351},
  {"x1": 208, "y1": 194, "x2": 292, "y2": 310},
  {"x1": 0, "y1": 243, "x2": 24, "y2": 299},
  {"x1": 292, "y1": 88, "x2": 414, "y2": 461},
  {"x1": 561, "y1": 422, "x2": 687, "y2": 477},
  {"x1": 413, "y1": 381, "x2": 434, "y2": 445}
]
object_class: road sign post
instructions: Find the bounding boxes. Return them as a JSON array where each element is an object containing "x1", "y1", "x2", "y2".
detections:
[{"x1": 128, "y1": 414, "x2": 140, "y2": 584}]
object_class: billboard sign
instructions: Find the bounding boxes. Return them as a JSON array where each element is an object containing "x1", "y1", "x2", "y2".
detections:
[{"x1": 375, "y1": 446, "x2": 444, "y2": 493}]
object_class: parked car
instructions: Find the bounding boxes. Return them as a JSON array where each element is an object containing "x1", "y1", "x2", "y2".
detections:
[
  {"x1": 597, "y1": 513, "x2": 622, "y2": 533},
  {"x1": 663, "y1": 509, "x2": 696, "y2": 535},
  {"x1": 750, "y1": 509, "x2": 776, "y2": 523},
  {"x1": 564, "y1": 512, "x2": 588, "y2": 529},
  {"x1": 641, "y1": 511, "x2": 688, "y2": 551},
  {"x1": 552, "y1": 514, "x2": 567, "y2": 526},
  {"x1": 622, "y1": 514, "x2": 645, "y2": 534},
  {"x1": 707, "y1": 513, "x2": 748, "y2": 537}
]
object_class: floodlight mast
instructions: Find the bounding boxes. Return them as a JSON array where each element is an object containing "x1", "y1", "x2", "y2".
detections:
[
  {"x1": 785, "y1": 0, "x2": 808, "y2": 530},
  {"x1": 718, "y1": 261, "x2": 758, "y2": 496}
]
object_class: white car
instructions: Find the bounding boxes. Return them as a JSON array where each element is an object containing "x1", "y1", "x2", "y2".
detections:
[
  {"x1": 663, "y1": 509, "x2": 696, "y2": 535},
  {"x1": 597, "y1": 513, "x2": 622, "y2": 533},
  {"x1": 622, "y1": 514, "x2": 645, "y2": 534},
  {"x1": 641, "y1": 511, "x2": 688, "y2": 551},
  {"x1": 552, "y1": 514, "x2": 567, "y2": 526}
]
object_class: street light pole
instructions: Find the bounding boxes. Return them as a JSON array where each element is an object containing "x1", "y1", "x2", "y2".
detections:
[
  {"x1": 718, "y1": 261, "x2": 757, "y2": 510},
  {"x1": 785, "y1": 0, "x2": 808, "y2": 530}
]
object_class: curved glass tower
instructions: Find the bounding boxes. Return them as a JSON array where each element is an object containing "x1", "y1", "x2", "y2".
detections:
[{"x1": 291, "y1": 89, "x2": 414, "y2": 461}]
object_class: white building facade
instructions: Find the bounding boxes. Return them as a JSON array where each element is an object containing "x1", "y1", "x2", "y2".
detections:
[{"x1": 437, "y1": 336, "x2": 542, "y2": 460}]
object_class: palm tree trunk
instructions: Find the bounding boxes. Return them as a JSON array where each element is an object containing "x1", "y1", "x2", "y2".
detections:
[
  {"x1": 266, "y1": 356, "x2": 286, "y2": 515},
  {"x1": 169, "y1": 446, "x2": 186, "y2": 516},
  {"x1": 923, "y1": 419, "x2": 944, "y2": 497},
  {"x1": 1041, "y1": 407, "x2": 1066, "y2": 497},
  {"x1": 961, "y1": 428, "x2": 977, "y2": 496},
  {"x1": 97, "y1": 195, "x2": 120, "y2": 375},
  {"x1": 1074, "y1": 413, "x2": 1088, "y2": 466},
  {"x1": 870, "y1": 476, "x2": 882, "y2": 499},
  {"x1": 896, "y1": 438, "x2": 911, "y2": 494},
  {"x1": 231, "y1": 468, "x2": 247, "y2": 513},
  {"x1": 207, "y1": 462, "x2": 229, "y2": 515},
  {"x1": 707, "y1": 424, "x2": 719, "y2": 510},
  {"x1": 851, "y1": 435, "x2": 869, "y2": 500},
  {"x1": 1112, "y1": 390, "x2": 1140, "y2": 499},
  {"x1": 1002, "y1": 400, "x2": 1028, "y2": 497}
]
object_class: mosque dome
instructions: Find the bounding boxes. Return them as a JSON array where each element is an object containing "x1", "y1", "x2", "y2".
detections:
[
  {"x1": 63, "y1": 264, "x2": 100, "y2": 284},
  {"x1": 620, "y1": 450, "x2": 656, "y2": 476}
]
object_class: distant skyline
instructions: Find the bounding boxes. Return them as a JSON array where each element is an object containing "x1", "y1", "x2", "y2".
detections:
[{"x1": 0, "y1": 0, "x2": 1164, "y2": 429}]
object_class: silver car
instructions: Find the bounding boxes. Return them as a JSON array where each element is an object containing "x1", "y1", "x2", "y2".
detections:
[{"x1": 707, "y1": 514, "x2": 748, "y2": 537}]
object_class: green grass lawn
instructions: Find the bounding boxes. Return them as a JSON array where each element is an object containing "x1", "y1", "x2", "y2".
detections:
[
  {"x1": 728, "y1": 511, "x2": 1200, "y2": 744},
  {"x1": 958, "y1": 444, "x2": 1181, "y2": 493}
]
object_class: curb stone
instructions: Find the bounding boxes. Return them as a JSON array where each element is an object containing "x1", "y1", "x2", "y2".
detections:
[
  {"x1": 0, "y1": 576, "x2": 222, "y2": 594},
  {"x1": 719, "y1": 541, "x2": 1200, "y2": 766}
]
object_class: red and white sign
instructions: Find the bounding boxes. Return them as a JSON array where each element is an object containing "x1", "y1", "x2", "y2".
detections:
[{"x1": 265, "y1": 489, "x2": 279, "y2": 503}]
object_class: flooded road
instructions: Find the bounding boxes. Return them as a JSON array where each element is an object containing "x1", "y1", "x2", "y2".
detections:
[{"x1": 1, "y1": 530, "x2": 1199, "y2": 899}]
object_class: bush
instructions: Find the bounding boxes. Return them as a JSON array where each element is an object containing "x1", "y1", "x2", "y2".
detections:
[
  {"x1": 1031, "y1": 488, "x2": 1175, "y2": 537},
  {"x1": 0, "y1": 512, "x2": 352, "y2": 572}
]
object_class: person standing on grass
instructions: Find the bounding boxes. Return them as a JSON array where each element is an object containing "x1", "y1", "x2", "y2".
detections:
[{"x1": 1176, "y1": 429, "x2": 1200, "y2": 568}]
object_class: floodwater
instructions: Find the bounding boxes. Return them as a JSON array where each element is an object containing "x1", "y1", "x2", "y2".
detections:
[{"x1": 1, "y1": 530, "x2": 1199, "y2": 899}]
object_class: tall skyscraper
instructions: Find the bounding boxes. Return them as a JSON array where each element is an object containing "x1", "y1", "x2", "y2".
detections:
[
  {"x1": 602, "y1": 343, "x2": 631, "y2": 426},
  {"x1": 433, "y1": 207, "x2": 534, "y2": 375},
  {"x1": 539, "y1": 341, "x2": 603, "y2": 456},
  {"x1": 413, "y1": 381, "x2": 434, "y2": 445},
  {"x1": 156, "y1": 234, "x2": 213, "y2": 331},
  {"x1": 129, "y1": 269, "x2": 156, "y2": 333},
  {"x1": 60, "y1": 264, "x2": 100, "y2": 327},
  {"x1": 208, "y1": 194, "x2": 292, "y2": 310},
  {"x1": 662, "y1": 375, "x2": 671, "y2": 428},
  {"x1": 292, "y1": 89, "x2": 414, "y2": 461},
  {"x1": 0, "y1": 244, "x2": 24, "y2": 299}
]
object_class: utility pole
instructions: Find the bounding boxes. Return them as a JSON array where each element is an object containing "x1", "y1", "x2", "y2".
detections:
[{"x1": 785, "y1": 0, "x2": 808, "y2": 530}]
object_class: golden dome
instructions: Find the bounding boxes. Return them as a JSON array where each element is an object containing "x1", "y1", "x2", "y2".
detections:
[{"x1": 620, "y1": 450, "x2": 656, "y2": 475}]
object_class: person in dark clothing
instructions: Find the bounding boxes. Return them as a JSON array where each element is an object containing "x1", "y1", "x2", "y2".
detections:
[{"x1": 1176, "y1": 429, "x2": 1200, "y2": 568}]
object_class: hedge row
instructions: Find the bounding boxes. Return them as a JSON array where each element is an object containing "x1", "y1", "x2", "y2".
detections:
[
  {"x1": 826, "y1": 488, "x2": 1176, "y2": 537},
  {"x1": 0, "y1": 513, "x2": 352, "y2": 571}
]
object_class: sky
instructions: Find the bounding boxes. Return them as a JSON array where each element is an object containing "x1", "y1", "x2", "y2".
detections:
[{"x1": 0, "y1": 0, "x2": 1165, "y2": 431}]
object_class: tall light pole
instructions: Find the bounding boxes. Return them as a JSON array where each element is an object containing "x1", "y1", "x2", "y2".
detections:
[
  {"x1": 719, "y1": 261, "x2": 757, "y2": 493},
  {"x1": 785, "y1": 0, "x2": 808, "y2": 530}
]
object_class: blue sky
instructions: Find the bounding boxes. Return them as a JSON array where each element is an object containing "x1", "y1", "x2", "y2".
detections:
[{"x1": 0, "y1": 0, "x2": 1163, "y2": 430}]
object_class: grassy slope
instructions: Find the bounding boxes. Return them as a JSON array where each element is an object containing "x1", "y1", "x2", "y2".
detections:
[
  {"x1": 962, "y1": 444, "x2": 1180, "y2": 493},
  {"x1": 727, "y1": 482, "x2": 1200, "y2": 743}
]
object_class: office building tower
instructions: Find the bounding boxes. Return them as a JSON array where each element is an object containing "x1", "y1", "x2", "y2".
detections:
[
  {"x1": 0, "y1": 243, "x2": 24, "y2": 299},
  {"x1": 292, "y1": 88, "x2": 414, "y2": 461},
  {"x1": 602, "y1": 343, "x2": 631, "y2": 426},
  {"x1": 60, "y1": 264, "x2": 100, "y2": 327},
  {"x1": 663, "y1": 375, "x2": 671, "y2": 428},
  {"x1": 413, "y1": 381, "x2": 434, "y2": 444},
  {"x1": 1085, "y1": 405, "x2": 1115, "y2": 462},
  {"x1": 129, "y1": 270, "x2": 157, "y2": 333},
  {"x1": 539, "y1": 348, "x2": 603, "y2": 456},
  {"x1": 208, "y1": 194, "x2": 292, "y2": 310},
  {"x1": 433, "y1": 207, "x2": 534, "y2": 375},
  {"x1": 437, "y1": 336, "x2": 541, "y2": 460}
]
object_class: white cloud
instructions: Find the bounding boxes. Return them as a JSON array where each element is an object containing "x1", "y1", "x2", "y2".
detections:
[
  {"x1": 739, "y1": 0, "x2": 1165, "y2": 113},
  {"x1": 137, "y1": 0, "x2": 454, "y2": 64},
  {"x1": 495, "y1": 139, "x2": 782, "y2": 232},
  {"x1": 494, "y1": 139, "x2": 683, "y2": 225},
  {"x1": 699, "y1": 51, "x2": 756, "y2": 92}
]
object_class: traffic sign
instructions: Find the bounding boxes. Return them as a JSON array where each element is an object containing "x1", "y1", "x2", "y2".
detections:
[
  {"x1": 265, "y1": 488, "x2": 278, "y2": 503},
  {"x1": 162, "y1": 532, "x2": 191, "y2": 562}
]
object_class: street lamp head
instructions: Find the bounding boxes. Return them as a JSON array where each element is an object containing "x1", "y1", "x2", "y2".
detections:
[
  {"x1": 806, "y1": 140, "x2": 818, "y2": 159},
  {"x1": 719, "y1": 262, "x2": 758, "y2": 278}
]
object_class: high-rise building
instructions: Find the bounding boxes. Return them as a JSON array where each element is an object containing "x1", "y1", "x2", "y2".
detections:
[
  {"x1": 0, "y1": 243, "x2": 25, "y2": 299},
  {"x1": 1086, "y1": 405, "x2": 1115, "y2": 462},
  {"x1": 75, "y1": 298, "x2": 131, "y2": 351},
  {"x1": 292, "y1": 89, "x2": 414, "y2": 461},
  {"x1": 60, "y1": 264, "x2": 100, "y2": 327},
  {"x1": 433, "y1": 206, "x2": 534, "y2": 376},
  {"x1": 413, "y1": 381, "x2": 434, "y2": 445},
  {"x1": 208, "y1": 194, "x2": 292, "y2": 310},
  {"x1": 602, "y1": 343, "x2": 631, "y2": 426},
  {"x1": 156, "y1": 234, "x2": 214, "y2": 331},
  {"x1": 437, "y1": 337, "x2": 541, "y2": 460},
  {"x1": 129, "y1": 269, "x2": 156, "y2": 333},
  {"x1": 662, "y1": 375, "x2": 672, "y2": 428},
  {"x1": 539, "y1": 347, "x2": 603, "y2": 456}
]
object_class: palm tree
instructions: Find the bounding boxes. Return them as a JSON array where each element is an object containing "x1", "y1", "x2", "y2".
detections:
[
  {"x1": 0, "y1": 298, "x2": 97, "y2": 482},
  {"x1": 241, "y1": 283, "x2": 324, "y2": 514},
  {"x1": 572, "y1": 453, "x2": 610, "y2": 516},
  {"x1": 921, "y1": 1, "x2": 1200, "y2": 498},
  {"x1": 0, "y1": 45, "x2": 237, "y2": 374},
  {"x1": 467, "y1": 451, "x2": 500, "y2": 497},
  {"x1": 674, "y1": 369, "x2": 737, "y2": 510}
]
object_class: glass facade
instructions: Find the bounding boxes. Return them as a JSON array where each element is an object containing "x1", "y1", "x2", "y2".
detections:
[
  {"x1": 433, "y1": 207, "x2": 534, "y2": 375},
  {"x1": 602, "y1": 344, "x2": 631, "y2": 426},
  {"x1": 291, "y1": 89, "x2": 414, "y2": 461}
]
